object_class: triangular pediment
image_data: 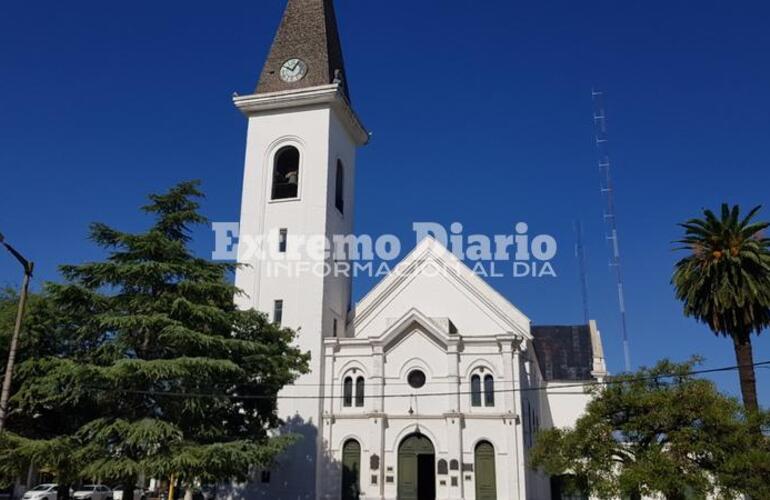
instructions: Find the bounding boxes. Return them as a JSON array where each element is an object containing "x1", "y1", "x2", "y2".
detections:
[
  {"x1": 372, "y1": 308, "x2": 454, "y2": 352},
  {"x1": 350, "y1": 237, "x2": 531, "y2": 339}
]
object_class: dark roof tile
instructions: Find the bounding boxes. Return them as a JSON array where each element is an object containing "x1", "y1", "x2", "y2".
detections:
[{"x1": 531, "y1": 325, "x2": 594, "y2": 381}]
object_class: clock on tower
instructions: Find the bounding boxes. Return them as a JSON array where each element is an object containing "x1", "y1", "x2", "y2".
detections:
[
  {"x1": 279, "y1": 58, "x2": 308, "y2": 82},
  {"x1": 231, "y1": 0, "x2": 367, "y2": 498}
]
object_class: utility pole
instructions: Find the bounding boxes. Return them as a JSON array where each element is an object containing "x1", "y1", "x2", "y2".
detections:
[
  {"x1": 574, "y1": 220, "x2": 590, "y2": 324},
  {"x1": 0, "y1": 233, "x2": 34, "y2": 431},
  {"x1": 592, "y1": 89, "x2": 632, "y2": 372}
]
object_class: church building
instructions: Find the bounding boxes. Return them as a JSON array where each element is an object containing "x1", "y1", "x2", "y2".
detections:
[{"x1": 231, "y1": 1, "x2": 608, "y2": 499}]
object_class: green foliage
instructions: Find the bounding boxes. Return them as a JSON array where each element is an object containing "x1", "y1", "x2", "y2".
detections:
[
  {"x1": 672, "y1": 203, "x2": 770, "y2": 413},
  {"x1": 0, "y1": 433, "x2": 81, "y2": 485},
  {"x1": 673, "y1": 204, "x2": 770, "y2": 338},
  {"x1": 0, "y1": 289, "x2": 18, "y2": 373},
  {"x1": 530, "y1": 359, "x2": 770, "y2": 500},
  {"x1": 0, "y1": 288, "x2": 18, "y2": 337},
  {"x1": 0, "y1": 288, "x2": 54, "y2": 372},
  {"x1": 0, "y1": 181, "x2": 309, "y2": 490}
]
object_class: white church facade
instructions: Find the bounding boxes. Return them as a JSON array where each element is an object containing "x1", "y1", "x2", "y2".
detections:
[{"x1": 231, "y1": 1, "x2": 608, "y2": 499}]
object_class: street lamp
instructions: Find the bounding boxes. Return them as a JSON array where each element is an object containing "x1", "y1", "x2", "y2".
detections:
[{"x1": 0, "y1": 233, "x2": 34, "y2": 431}]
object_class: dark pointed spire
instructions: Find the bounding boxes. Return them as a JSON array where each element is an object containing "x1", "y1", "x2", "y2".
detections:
[{"x1": 256, "y1": 0, "x2": 350, "y2": 101}]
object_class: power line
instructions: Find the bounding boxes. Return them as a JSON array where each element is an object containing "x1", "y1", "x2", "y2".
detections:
[{"x1": 80, "y1": 360, "x2": 770, "y2": 401}]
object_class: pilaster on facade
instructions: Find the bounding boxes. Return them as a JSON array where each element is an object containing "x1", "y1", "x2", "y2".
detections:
[
  {"x1": 444, "y1": 411, "x2": 465, "y2": 499},
  {"x1": 512, "y1": 347, "x2": 528, "y2": 500},
  {"x1": 372, "y1": 344, "x2": 385, "y2": 412},
  {"x1": 446, "y1": 342, "x2": 461, "y2": 413}
]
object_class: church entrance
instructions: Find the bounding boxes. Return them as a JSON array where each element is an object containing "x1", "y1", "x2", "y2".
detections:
[
  {"x1": 397, "y1": 433, "x2": 435, "y2": 500},
  {"x1": 474, "y1": 441, "x2": 497, "y2": 500},
  {"x1": 341, "y1": 439, "x2": 361, "y2": 500}
]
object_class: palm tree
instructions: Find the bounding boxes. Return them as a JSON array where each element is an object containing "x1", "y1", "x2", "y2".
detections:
[{"x1": 672, "y1": 204, "x2": 770, "y2": 413}]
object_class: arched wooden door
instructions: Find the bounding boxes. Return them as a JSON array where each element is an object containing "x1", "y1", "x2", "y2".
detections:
[
  {"x1": 342, "y1": 439, "x2": 361, "y2": 500},
  {"x1": 397, "y1": 433, "x2": 435, "y2": 500},
  {"x1": 474, "y1": 441, "x2": 497, "y2": 500}
]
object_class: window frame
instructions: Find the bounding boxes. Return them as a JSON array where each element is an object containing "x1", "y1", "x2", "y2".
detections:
[
  {"x1": 483, "y1": 374, "x2": 495, "y2": 407},
  {"x1": 407, "y1": 369, "x2": 426, "y2": 389},
  {"x1": 270, "y1": 145, "x2": 301, "y2": 202},
  {"x1": 273, "y1": 299, "x2": 283, "y2": 326},
  {"x1": 355, "y1": 376, "x2": 365, "y2": 407},
  {"x1": 343, "y1": 376, "x2": 353, "y2": 407},
  {"x1": 470, "y1": 374, "x2": 482, "y2": 407},
  {"x1": 334, "y1": 159, "x2": 345, "y2": 214}
]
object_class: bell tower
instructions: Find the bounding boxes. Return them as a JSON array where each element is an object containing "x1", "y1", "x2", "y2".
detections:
[{"x1": 233, "y1": 0, "x2": 367, "y2": 497}]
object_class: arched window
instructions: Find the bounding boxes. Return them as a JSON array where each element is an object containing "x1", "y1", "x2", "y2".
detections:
[
  {"x1": 355, "y1": 376, "x2": 365, "y2": 407},
  {"x1": 272, "y1": 146, "x2": 300, "y2": 200},
  {"x1": 471, "y1": 374, "x2": 482, "y2": 407},
  {"x1": 341, "y1": 439, "x2": 361, "y2": 500},
  {"x1": 335, "y1": 160, "x2": 345, "y2": 213},
  {"x1": 484, "y1": 375, "x2": 495, "y2": 407},
  {"x1": 343, "y1": 376, "x2": 353, "y2": 407}
]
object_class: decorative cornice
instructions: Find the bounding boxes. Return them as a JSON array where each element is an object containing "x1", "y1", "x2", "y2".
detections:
[
  {"x1": 233, "y1": 84, "x2": 369, "y2": 146},
  {"x1": 328, "y1": 412, "x2": 519, "y2": 421}
]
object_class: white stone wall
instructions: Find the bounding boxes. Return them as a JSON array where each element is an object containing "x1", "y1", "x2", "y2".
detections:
[
  {"x1": 233, "y1": 117, "x2": 603, "y2": 498},
  {"x1": 234, "y1": 95, "x2": 360, "y2": 499},
  {"x1": 320, "y1": 316, "x2": 527, "y2": 499}
]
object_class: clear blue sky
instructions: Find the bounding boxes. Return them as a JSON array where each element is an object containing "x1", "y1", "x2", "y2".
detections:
[{"x1": 1, "y1": 0, "x2": 768, "y2": 403}]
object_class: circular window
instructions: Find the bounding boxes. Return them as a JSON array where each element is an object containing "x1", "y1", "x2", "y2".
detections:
[{"x1": 407, "y1": 369, "x2": 426, "y2": 389}]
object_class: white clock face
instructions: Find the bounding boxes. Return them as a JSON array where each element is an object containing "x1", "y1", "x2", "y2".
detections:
[{"x1": 280, "y1": 58, "x2": 308, "y2": 83}]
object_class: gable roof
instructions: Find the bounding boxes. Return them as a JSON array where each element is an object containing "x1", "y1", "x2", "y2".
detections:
[
  {"x1": 350, "y1": 237, "x2": 531, "y2": 339},
  {"x1": 256, "y1": 0, "x2": 351, "y2": 101}
]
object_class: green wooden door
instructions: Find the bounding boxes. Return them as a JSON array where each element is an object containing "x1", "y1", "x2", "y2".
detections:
[
  {"x1": 342, "y1": 439, "x2": 361, "y2": 500},
  {"x1": 398, "y1": 450, "x2": 418, "y2": 500},
  {"x1": 398, "y1": 434, "x2": 435, "y2": 500},
  {"x1": 474, "y1": 441, "x2": 497, "y2": 500}
]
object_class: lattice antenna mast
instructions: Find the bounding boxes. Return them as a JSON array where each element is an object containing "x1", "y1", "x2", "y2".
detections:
[
  {"x1": 592, "y1": 89, "x2": 631, "y2": 372},
  {"x1": 574, "y1": 220, "x2": 590, "y2": 324}
]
